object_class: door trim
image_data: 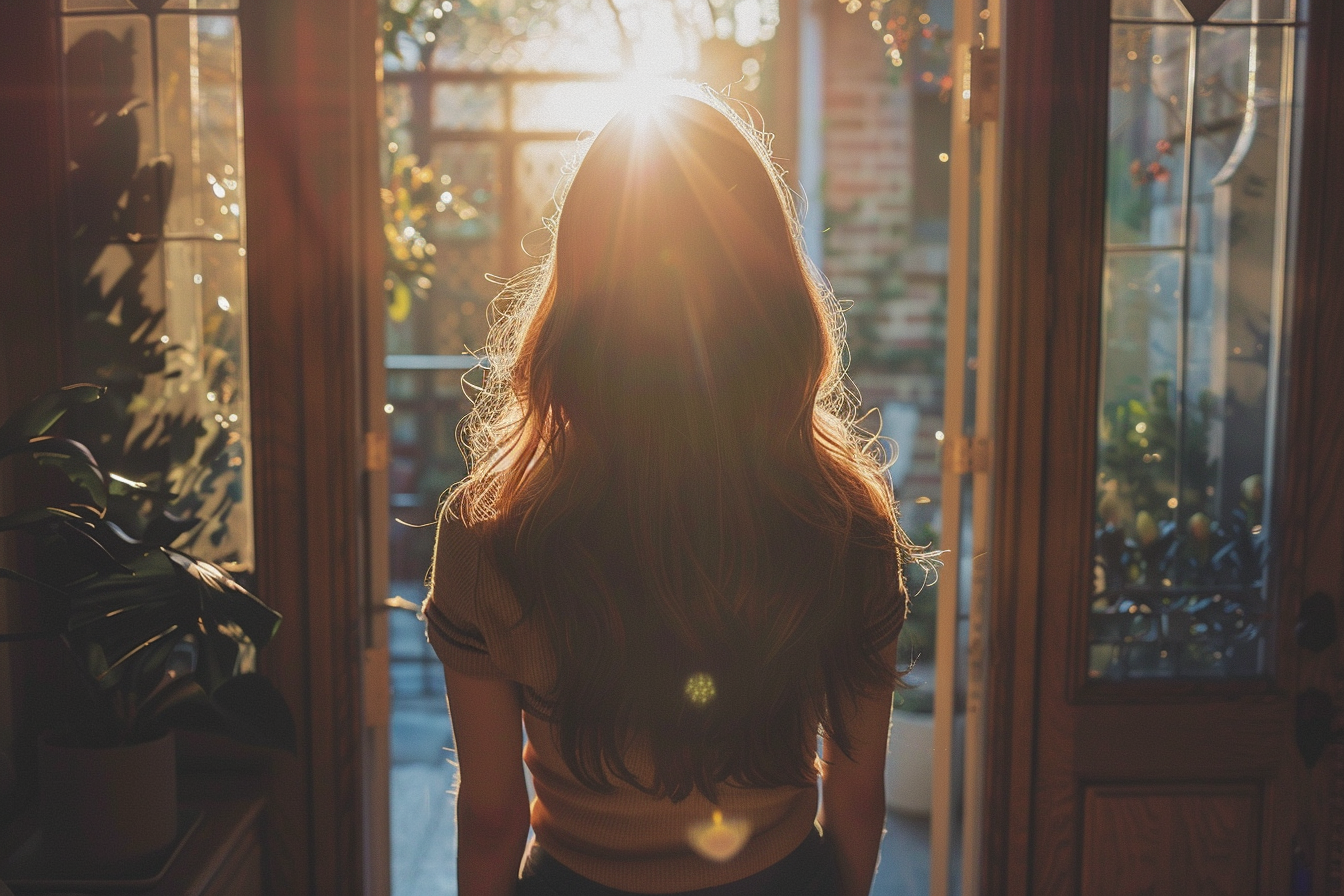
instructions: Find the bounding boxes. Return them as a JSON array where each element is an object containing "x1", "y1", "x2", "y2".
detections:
[{"x1": 242, "y1": 0, "x2": 382, "y2": 891}]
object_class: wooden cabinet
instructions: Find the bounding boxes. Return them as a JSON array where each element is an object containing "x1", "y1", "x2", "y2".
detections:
[{"x1": 1, "y1": 781, "x2": 264, "y2": 896}]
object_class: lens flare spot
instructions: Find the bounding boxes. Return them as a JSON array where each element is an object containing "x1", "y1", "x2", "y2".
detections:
[
  {"x1": 688, "y1": 810, "x2": 750, "y2": 862},
  {"x1": 684, "y1": 673, "x2": 716, "y2": 706}
]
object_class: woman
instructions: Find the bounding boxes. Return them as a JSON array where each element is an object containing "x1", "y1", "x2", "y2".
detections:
[{"x1": 424, "y1": 87, "x2": 911, "y2": 896}]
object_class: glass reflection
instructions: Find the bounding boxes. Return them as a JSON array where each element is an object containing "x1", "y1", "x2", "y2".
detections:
[
  {"x1": 1111, "y1": 0, "x2": 1193, "y2": 21},
  {"x1": 158, "y1": 15, "x2": 242, "y2": 239},
  {"x1": 1210, "y1": 0, "x2": 1295, "y2": 22},
  {"x1": 1106, "y1": 25, "x2": 1191, "y2": 246}
]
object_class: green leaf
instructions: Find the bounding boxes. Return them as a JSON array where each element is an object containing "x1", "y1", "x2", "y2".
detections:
[
  {"x1": 28, "y1": 436, "x2": 109, "y2": 509},
  {"x1": 167, "y1": 551, "x2": 282, "y2": 647},
  {"x1": 134, "y1": 676, "x2": 209, "y2": 740},
  {"x1": 93, "y1": 623, "x2": 180, "y2": 686},
  {"x1": 0, "y1": 385, "x2": 104, "y2": 457},
  {"x1": 0, "y1": 567, "x2": 72, "y2": 603},
  {"x1": 209, "y1": 673, "x2": 297, "y2": 752},
  {"x1": 152, "y1": 673, "x2": 296, "y2": 752},
  {"x1": 0, "y1": 505, "x2": 84, "y2": 532}
]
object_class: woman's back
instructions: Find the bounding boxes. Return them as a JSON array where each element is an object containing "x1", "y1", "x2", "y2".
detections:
[
  {"x1": 428, "y1": 86, "x2": 910, "y2": 896},
  {"x1": 426, "y1": 515, "x2": 823, "y2": 892}
]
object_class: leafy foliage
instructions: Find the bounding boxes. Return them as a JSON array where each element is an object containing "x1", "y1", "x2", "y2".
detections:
[
  {"x1": 382, "y1": 154, "x2": 443, "y2": 324},
  {"x1": 0, "y1": 388, "x2": 293, "y2": 750}
]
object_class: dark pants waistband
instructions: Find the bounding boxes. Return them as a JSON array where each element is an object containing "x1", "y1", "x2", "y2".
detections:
[{"x1": 517, "y1": 826, "x2": 839, "y2": 896}]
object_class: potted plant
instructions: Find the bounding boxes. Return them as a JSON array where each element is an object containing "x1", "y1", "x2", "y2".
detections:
[
  {"x1": 885, "y1": 528, "x2": 963, "y2": 816},
  {"x1": 0, "y1": 385, "x2": 294, "y2": 873}
]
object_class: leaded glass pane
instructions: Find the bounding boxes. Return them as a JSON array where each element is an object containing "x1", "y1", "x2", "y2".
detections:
[
  {"x1": 1210, "y1": 0, "x2": 1295, "y2": 22},
  {"x1": 158, "y1": 15, "x2": 242, "y2": 240},
  {"x1": 428, "y1": 243, "x2": 499, "y2": 356},
  {"x1": 511, "y1": 81, "x2": 640, "y2": 134},
  {"x1": 161, "y1": 240, "x2": 253, "y2": 566},
  {"x1": 514, "y1": 140, "x2": 575, "y2": 251},
  {"x1": 431, "y1": 83, "x2": 505, "y2": 131},
  {"x1": 430, "y1": 0, "x2": 625, "y2": 73},
  {"x1": 1091, "y1": 14, "x2": 1302, "y2": 680},
  {"x1": 64, "y1": 15, "x2": 161, "y2": 240},
  {"x1": 428, "y1": 141, "x2": 500, "y2": 240},
  {"x1": 163, "y1": 0, "x2": 240, "y2": 8},
  {"x1": 1112, "y1": 0, "x2": 1194, "y2": 21},
  {"x1": 1107, "y1": 25, "x2": 1192, "y2": 246},
  {"x1": 60, "y1": 4, "x2": 254, "y2": 571},
  {"x1": 63, "y1": 0, "x2": 136, "y2": 10}
]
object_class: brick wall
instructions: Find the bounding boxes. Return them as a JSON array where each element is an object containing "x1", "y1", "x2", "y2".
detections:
[{"x1": 821, "y1": 2, "x2": 945, "y2": 531}]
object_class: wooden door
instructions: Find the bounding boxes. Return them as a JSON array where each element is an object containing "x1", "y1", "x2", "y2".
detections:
[{"x1": 983, "y1": 0, "x2": 1344, "y2": 893}]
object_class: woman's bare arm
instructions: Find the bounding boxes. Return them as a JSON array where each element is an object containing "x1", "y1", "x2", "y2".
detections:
[
  {"x1": 443, "y1": 667, "x2": 532, "y2": 896},
  {"x1": 818, "y1": 641, "x2": 897, "y2": 896}
]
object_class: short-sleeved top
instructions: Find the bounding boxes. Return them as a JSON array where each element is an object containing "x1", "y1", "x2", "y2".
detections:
[{"x1": 423, "y1": 515, "x2": 820, "y2": 893}]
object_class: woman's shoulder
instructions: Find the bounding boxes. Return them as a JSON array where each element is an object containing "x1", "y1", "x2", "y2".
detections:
[
  {"x1": 425, "y1": 510, "x2": 539, "y2": 680},
  {"x1": 431, "y1": 511, "x2": 519, "y2": 615}
]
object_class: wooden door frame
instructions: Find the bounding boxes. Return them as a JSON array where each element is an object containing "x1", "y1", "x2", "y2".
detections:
[
  {"x1": 0, "y1": 1, "x2": 384, "y2": 890},
  {"x1": 982, "y1": 1, "x2": 1344, "y2": 892},
  {"x1": 241, "y1": 0, "x2": 383, "y2": 891}
]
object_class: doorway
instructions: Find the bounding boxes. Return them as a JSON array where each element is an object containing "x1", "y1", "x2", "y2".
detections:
[{"x1": 373, "y1": 1, "x2": 990, "y2": 894}]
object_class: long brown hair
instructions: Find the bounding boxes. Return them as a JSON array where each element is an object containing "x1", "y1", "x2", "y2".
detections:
[{"x1": 449, "y1": 87, "x2": 910, "y2": 801}]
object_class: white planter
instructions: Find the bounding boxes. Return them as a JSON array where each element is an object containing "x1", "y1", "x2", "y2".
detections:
[{"x1": 884, "y1": 710, "x2": 964, "y2": 816}]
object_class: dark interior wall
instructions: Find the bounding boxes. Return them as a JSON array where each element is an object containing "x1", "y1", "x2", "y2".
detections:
[{"x1": 0, "y1": 0, "x2": 64, "y2": 825}]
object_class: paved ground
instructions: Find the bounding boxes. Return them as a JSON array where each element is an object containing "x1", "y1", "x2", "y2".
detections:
[{"x1": 387, "y1": 594, "x2": 951, "y2": 895}]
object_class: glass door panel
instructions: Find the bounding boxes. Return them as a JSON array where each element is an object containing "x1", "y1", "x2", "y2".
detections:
[
  {"x1": 1089, "y1": 1, "x2": 1306, "y2": 680},
  {"x1": 60, "y1": 0, "x2": 254, "y2": 571}
]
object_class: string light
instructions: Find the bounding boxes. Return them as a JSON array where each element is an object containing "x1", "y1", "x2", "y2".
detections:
[{"x1": 837, "y1": 0, "x2": 949, "y2": 87}]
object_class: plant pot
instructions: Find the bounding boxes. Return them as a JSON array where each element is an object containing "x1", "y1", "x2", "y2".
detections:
[
  {"x1": 38, "y1": 732, "x2": 177, "y2": 871},
  {"x1": 884, "y1": 710, "x2": 964, "y2": 816}
]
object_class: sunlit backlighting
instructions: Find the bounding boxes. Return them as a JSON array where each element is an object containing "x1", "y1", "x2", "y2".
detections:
[
  {"x1": 684, "y1": 672, "x2": 716, "y2": 706},
  {"x1": 514, "y1": 76, "x2": 687, "y2": 137},
  {"x1": 687, "y1": 810, "x2": 751, "y2": 862}
]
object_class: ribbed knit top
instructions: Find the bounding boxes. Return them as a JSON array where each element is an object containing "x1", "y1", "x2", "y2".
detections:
[{"x1": 422, "y1": 515, "x2": 820, "y2": 893}]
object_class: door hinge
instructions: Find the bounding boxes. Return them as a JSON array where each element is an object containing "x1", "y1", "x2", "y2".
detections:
[
  {"x1": 969, "y1": 46, "x2": 1000, "y2": 126},
  {"x1": 365, "y1": 430, "x2": 388, "y2": 473},
  {"x1": 946, "y1": 435, "x2": 992, "y2": 476},
  {"x1": 364, "y1": 646, "x2": 390, "y2": 727}
]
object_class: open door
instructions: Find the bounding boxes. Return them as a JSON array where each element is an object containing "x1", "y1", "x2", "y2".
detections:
[
  {"x1": 985, "y1": 0, "x2": 1344, "y2": 892},
  {"x1": 930, "y1": 0, "x2": 999, "y2": 893}
]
